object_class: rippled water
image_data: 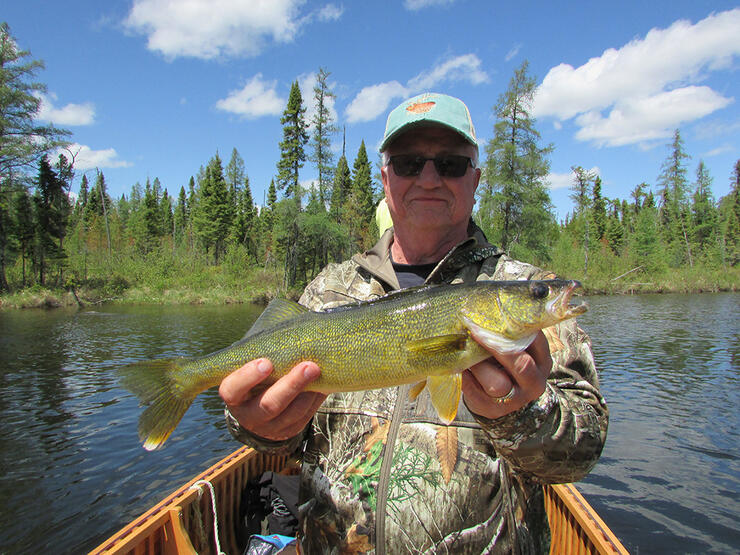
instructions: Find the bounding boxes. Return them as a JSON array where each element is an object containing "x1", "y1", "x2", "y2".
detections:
[
  {"x1": 0, "y1": 294, "x2": 738, "y2": 554},
  {"x1": 577, "y1": 293, "x2": 740, "y2": 554}
]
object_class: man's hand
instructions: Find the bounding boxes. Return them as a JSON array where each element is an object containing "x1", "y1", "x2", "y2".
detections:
[
  {"x1": 462, "y1": 330, "x2": 553, "y2": 419},
  {"x1": 219, "y1": 358, "x2": 326, "y2": 441}
]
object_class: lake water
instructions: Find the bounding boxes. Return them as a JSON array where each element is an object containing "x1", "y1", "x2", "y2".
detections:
[{"x1": 0, "y1": 294, "x2": 738, "y2": 554}]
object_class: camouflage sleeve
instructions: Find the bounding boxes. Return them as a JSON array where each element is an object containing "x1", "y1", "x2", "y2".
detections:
[
  {"x1": 471, "y1": 255, "x2": 609, "y2": 483},
  {"x1": 224, "y1": 407, "x2": 307, "y2": 455}
]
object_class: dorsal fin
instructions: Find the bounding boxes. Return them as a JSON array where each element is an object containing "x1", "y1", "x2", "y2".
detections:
[{"x1": 242, "y1": 298, "x2": 309, "y2": 339}]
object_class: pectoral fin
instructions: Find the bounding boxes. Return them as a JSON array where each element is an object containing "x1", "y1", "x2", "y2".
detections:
[
  {"x1": 405, "y1": 334, "x2": 467, "y2": 356},
  {"x1": 427, "y1": 374, "x2": 462, "y2": 425},
  {"x1": 408, "y1": 381, "x2": 426, "y2": 401}
]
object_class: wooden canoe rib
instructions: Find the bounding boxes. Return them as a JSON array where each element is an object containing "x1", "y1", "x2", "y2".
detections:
[{"x1": 89, "y1": 446, "x2": 629, "y2": 555}]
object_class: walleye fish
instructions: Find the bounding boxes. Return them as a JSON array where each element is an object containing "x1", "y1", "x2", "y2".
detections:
[{"x1": 120, "y1": 280, "x2": 587, "y2": 450}]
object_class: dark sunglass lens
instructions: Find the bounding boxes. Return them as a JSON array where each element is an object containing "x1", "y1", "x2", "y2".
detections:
[
  {"x1": 434, "y1": 155, "x2": 469, "y2": 177},
  {"x1": 392, "y1": 155, "x2": 424, "y2": 176}
]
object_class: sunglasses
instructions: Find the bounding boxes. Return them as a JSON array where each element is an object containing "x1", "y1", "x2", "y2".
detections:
[{"x1": 388, "y1": 154, "x2": 474, "y2": 178}]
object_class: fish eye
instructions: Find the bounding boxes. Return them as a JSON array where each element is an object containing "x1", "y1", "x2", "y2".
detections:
[{"x1": 530, "y1": 282, "x2": 549, "y2": 299}]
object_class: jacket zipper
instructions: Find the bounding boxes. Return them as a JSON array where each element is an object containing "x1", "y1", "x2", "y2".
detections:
[{"x1": 375, "y1": 384, "x2": 409, "y2": 554}]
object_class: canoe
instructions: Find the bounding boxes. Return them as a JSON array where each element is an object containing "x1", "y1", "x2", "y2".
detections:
[{"x1": 90, "y1": 445, "x2": 628, "y2": 555}]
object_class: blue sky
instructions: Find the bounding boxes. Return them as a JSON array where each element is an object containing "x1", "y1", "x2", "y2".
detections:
[{"x1": 5, "y1": 1, "x2": 739, "y2": 220}]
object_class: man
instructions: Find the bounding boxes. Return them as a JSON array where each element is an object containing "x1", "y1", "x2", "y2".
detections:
[{"x1": 220, "y1": 93, "x2": 608, "y2": 553}]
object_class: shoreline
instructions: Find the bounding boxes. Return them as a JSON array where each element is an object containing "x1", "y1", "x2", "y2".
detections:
[{"x1": 1, "y1": 280, "x2": 737, "y2": 310}]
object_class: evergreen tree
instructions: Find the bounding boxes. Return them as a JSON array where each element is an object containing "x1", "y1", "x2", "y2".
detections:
[
  {"x1": 309, "y1": 68, "x2": 337, "y2": 205},
  {"x1": 193, "y1": 154, "x2": 230, "y2": 262},
  {"x1": 174, "y1": 186, "x2": 187, "y2": 246},
  {"x1": 656, "y1": 129, "x2": 693, "y2": 266},
  {"x1": 569, "y1": 166, "x2": 595, "y2": 274},
  {"x1": 276, "y1": 81, "x2": 308, "y2": 202},
  {"x1": 161, "y1": 188, "x2": 174, "y2": 237},
  {"x1": 591, "y1": 176, "x2": 607, "y2": 241},
  {"x1": 11, "y1": 188, "x2": 34, "y2": 285},
  {"x1": 329, "y1": 153, "x2": 351, "y2": 222},
  {"x1": 717, "y1": 160, "x2": 739, "y2": 266},
  {"x1": 0, "y1": 23, "x2": 70, "y2": 291},
  {"x1": 345, "y1": 141, "x2": 375, "y2": 250},
  {"x1": 478, "y1": 60, "x2": 554, "y2": 260},
  {"x1": 690, "y1": 161, "x2": 717, "y2": 256},
  {"x1": 33, "y1": 156, "x2": 66, "y2": 284}
]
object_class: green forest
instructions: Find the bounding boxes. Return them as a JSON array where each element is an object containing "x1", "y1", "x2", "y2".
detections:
[{"x1": 1, "y1": 25, "x2": 738, "y2": 309}]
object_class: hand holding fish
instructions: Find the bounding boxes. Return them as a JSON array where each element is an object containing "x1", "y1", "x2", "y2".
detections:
[
  {"x1": 462, "y1": 330, "x2": 553, "y2": 419},
  {"x1": 219, "y1": 358, "x2": 327, "y2": 442}
]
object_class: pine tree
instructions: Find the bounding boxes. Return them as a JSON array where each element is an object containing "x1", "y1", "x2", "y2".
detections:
[
  {"x1": 276, "y1": 81, "x2": 308, "y2": 202},
  {"x1": 478, "y1": 60, "x2": 554, "y2": 260},
  {"x1": 310, "y1": 68, "x2": 337, "y2": 205}
]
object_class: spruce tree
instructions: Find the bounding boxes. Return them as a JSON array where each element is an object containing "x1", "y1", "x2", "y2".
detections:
[
  {"x1": 174, "y1": 186, "x2": 187, "y2": 246},
  {"x1": 691, "y1": 161, "x2": 717, "y2": 256},
  {"x1": 656, "y1": 129, "x2": 693, "y2": 266},
  {"x1": 276, "y1": 81, "x2": 308, "y2": 202},
  {"x1": 194, "y1": 154, "x2": 230, "y2": 262},
  {"x1": 11, "y1": 188, "x2": 34, "y2": 286},
  {"x1": 478, "y1": 60, "x2": 554, "y2": 260},
  {"x1": 329, "y1": 154, "x2": 351, "y2": 222},
  {"x1": 591, "y1": 176, "x2": 607, "y2": 241}
]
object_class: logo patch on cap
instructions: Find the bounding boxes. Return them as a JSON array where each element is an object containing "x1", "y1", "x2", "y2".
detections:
[{"x1": 406, "y1": 101, "x2": 435, "y2": 114}]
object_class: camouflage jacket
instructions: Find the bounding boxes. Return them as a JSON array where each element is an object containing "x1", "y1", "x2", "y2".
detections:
[{"x1": 226, "y1": 224, "x2": 608, "y2": 554}]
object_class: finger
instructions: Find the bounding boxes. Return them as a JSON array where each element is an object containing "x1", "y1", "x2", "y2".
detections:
[
  {"x1": 219, "y1": 358, "x2": 273, "y2": 406},
  {"x1": 526, "y1": 331, "x2": 553, "y2": 379},
  {"x1": 269, "y1": 392, "x2": 327, "y2": 439},
  {"x1": 461, "y1": 369, "x2": 522, "y2": 417},
  {"x1": 254, "y1": 361, "x2": 321, "y2": 422},
  {"x1": 467, "y1": 358, "x2": 514, "y2": 399}
]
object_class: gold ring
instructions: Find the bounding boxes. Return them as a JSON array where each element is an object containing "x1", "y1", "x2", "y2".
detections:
[{"x1": 492, "y1": 386, "x2": 515, "y2": 403}]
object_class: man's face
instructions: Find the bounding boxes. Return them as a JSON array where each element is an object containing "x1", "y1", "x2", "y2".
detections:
[{"x1": 381, "y1": 126, "x2": 480, "y2": 236}]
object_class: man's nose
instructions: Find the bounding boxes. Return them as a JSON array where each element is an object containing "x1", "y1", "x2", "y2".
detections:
[{"x1": 416, "y1": 159, "x2": 443, "y2": 186}]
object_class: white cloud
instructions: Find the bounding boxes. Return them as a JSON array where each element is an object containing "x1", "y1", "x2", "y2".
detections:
[
  {"x1": 345, "y1": 54, "x2": 489, "y2": 123},
  {"x1": 505, "y1": 44, "x2": 522, "y2": 62},
  {"x1": 124, "y1": 0, "x2": 307, "y2": 60},
  {"x1": 59, "y1": 143, "x2": 131, "y2": 170},
  {"x1": 575, "y1": 86, "x2": 732, "y2": 147},
  {"x1": 215, "y1": 74, "x2": 285, "y2": 119},
  {"x1": 35, "y1": 93, "x2": 95, "y2": 126},
  {"x1": 404, "y1": 0, "x2": 456, "y2": 10},
  {"x1": 345, "y1": 81, "x2": 409, "y2": 123},
  {"x1": 703, "y1": 144, "x2": 734, "y2": 157},
  {"x1": 407, "y1": 54, "x2": 489, "y2": 90},
  {"x1": 316, "y1": 3, "x2": 344, "y2": 21},
  {"x1": 533, "y1": 8, "x2": 740, "y2": 147},
  {"x1": 547, "y1": 167, "x2": 600, "y2": 190}
]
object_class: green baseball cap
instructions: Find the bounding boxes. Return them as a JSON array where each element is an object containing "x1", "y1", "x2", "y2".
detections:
[{"x1": 379, "y1": 92, "x2": 477, "y2": 152}]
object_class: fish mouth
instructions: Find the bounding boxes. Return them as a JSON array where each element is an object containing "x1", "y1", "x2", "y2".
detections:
[{"x1": 547, "y1": 280, "x2": 588, "y2": 318}]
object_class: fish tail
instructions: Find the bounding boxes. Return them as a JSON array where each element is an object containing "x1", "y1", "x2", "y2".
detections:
[{"x1": 119, "y1": 358, "x2": 194, "y2": 450}]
